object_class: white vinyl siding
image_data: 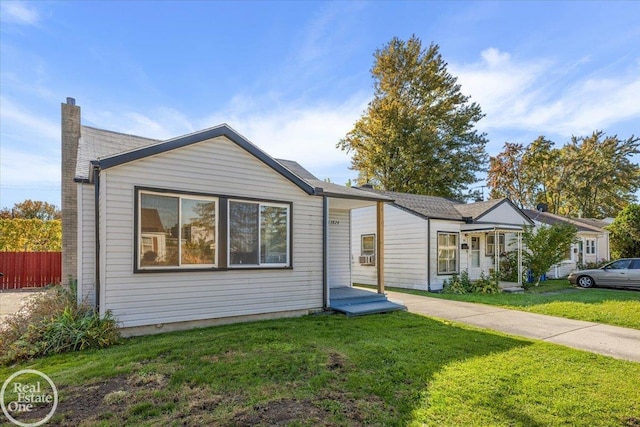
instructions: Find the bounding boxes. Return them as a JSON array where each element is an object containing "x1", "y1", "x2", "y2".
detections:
[
  {"x1": 98, "y1": 136, "x2": 323, "y2": 328},
  {"x1": 77, "y1": 183, "x2": 96, "y2": 305},
  {"x1": 477, "y1": 202, "x2": 528, "y2": 224},
  {"x1": 351, "y1": 204, "x2": 429, "y2": 290},
  {"x1": 328, "y1": 209, "x2": 351, "y2": 288}
]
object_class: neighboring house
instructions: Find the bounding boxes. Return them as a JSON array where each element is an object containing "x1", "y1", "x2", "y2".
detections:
[
  {"x1": 351, "y1": 189, "x2": 534, "y2": 291},
  {"x1": 61, "y1": 98, "x2": 395, "y2": 336},
  {"x1": 523, "y1": 209, "x2": 611, "y2": 278}
]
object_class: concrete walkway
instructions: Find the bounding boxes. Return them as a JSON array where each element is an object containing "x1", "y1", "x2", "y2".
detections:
[
  {"x1": 384, "y1": 290, "x2": 640, "y2": 363},
  {"x1": 0, "y1": 290, "x2": 41, "y2": 323}
]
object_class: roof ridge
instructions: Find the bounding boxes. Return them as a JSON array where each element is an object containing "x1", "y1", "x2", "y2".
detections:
[{"x1": 82, "y1": 125, "x2": 161, "y2": 142}]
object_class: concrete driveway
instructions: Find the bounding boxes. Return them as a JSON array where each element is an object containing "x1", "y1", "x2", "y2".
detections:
[
  {"x1": 0, "y1": 290, "x2": 42, "y2": 323},
  {"x1": 385, "y1": 290, "x2": 640, "y2": 363}
]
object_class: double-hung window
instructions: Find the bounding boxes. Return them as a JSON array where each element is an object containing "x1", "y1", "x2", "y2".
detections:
[
  {"x1": 486, "y1": 233, "x2": 505, "y2": 256},
  {"x1": 437, "y1": 232, "x2": 458, "y2": 274},
  {"x1": 586, "y1": 239, "x2": 596, "y2": 255},
  {"x1": 229, "y1": 200, "x2": 290, "y2": 267},
  {"x1": 138, "y1": 191, "x2": 218, "y2": 269}
]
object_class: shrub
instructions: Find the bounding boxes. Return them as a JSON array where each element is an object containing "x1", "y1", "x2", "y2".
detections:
[
  {"x1": 442, "y1": 270, "x2": 502, "y2": 294},
  {"x1": 499, "y1": 251, "x2": 524, "y2": 283},
  {"x1": 470, "y1": 271, "x2": 502, "y2": 294},
  {"x1": 0, "y1": 282, "x2": 120, "y2": 364},
  {"x1": 442, "y1": 271, "x2": 472, "y2": 294},
  {"x1": 577, "y1": 259, "x2": 610, "y2": 270}
]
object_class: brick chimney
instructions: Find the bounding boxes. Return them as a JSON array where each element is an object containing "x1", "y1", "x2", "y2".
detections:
[{"x1": 61, "y1": 97, "x2": 80, "y2": 285}]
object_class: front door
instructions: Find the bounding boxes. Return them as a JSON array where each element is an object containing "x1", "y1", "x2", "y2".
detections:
[{"x1": 468, "y1": 236, "x2": 482, "y2": 280}]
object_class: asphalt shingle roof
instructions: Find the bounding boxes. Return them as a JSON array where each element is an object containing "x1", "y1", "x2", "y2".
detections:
[
  {"x1": 521, "y1": 209, "x2": 605, "y2": 232},
  {"x1": 75, "y1": 126, "x2": 159, "y2": 180}
]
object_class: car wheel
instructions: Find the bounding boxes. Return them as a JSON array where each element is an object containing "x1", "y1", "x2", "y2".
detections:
[{"x1": 577, "y1": 276, "x2": 595, "y2": 288}]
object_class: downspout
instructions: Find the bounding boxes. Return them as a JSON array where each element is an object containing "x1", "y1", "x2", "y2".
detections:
[
  {"x1": 93, "y1": 165, "x2": 101, "y2": 311},
  {"x1": 322, "y1": 195, "x2": 329, "y2": 309},
  {"x1": 427, "y1": 218, "x2": 431, "y2": 291}
]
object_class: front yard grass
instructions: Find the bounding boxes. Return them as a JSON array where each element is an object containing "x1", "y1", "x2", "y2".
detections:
[
  {"x1": 383, "y1": 280, "x2": 640, "y2": 330},
  {"x1": 2, "y1": 312, "x2": 639, "y2": 426}
]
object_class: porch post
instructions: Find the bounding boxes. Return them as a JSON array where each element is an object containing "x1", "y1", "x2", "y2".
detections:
[
  {"x1": 494, "y1": 230, "x2": 499, "y2": 274},
  {"x1": 376, "y1": 201, "x2": 384, "y2": 294},
  {"x1": 517, "y1": 232, "x2": 523, "y2": 287}
]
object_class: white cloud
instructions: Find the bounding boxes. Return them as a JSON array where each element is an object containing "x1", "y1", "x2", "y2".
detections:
[
  {"x1": 199, "y1": 93, "x2": 369, "y2": 173},
  {"x1": 0, "y1": 1, "x2": 40, "y2": 25},
  {"x1": 0, "y1": 147, "x2": 58, "y2": 186},
  {"x1": 451, "y1": 48, "x2": 640, "y2": 140},
  {"x1": 0, "y1": 95, "x2": 59, "y2": 141},
  {"x1": 80, "y1": 92, "x2": 368, "y2": 180}
]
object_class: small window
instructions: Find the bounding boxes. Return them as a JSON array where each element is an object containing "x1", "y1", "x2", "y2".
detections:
[
  {"x1": 361, "y1": 234, "x2": 375, "y2": 256},
  {"x1": 138, "y1": 191, "x2": 217, "y2": 269},
  {"x1": 486, "y1": 233, "x2": 505, "y2": 256},
  {"x1": 229, "y1": 200, "x2": 290, "y2": 267},
  {"x1": 438, "y1": 232, "x2": 458, "y2": 274},
  {"x1": 585, "y1": 239, "x2": 596, "y2": 255},
  {"x1": 359, "y1": 234, "x2": 376, "y2": 266}
]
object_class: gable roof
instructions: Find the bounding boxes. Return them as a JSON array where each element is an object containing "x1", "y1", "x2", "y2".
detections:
[
  {"x1": 358, "y1": 189, "x2": 463, "y2": 220},
  {"x1": 355, "y1": 188, "x2": 531, "y2": 223},
  {"x1": 74, "y1": 123, "x2": 390, "y2": 202},
  {"x1": 522, "y1": 209, "x2": 606, "y2": 233}
]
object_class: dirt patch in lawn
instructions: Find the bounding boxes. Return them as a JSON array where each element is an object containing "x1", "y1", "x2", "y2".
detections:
[{"x1": 8, "y1": 356, "x2": 388, "y2": 426}]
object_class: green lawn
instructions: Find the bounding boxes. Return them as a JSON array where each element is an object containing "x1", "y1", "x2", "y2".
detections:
[
  {"x1": 2, "y1": 312, "x2": 639, "y2": 426},
  {"x1": 381, "y1": 280, "x2": 640, "y2": 330}
]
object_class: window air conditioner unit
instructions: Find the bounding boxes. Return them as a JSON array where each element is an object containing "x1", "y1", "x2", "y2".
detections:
[{"x1": 359, "y1": 255, "x2": 375, "y2": 266}]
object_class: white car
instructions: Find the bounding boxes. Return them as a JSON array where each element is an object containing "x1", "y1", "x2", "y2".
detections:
[{"x1": 568, "y1": 258, "x2": 640, "y2": 289}]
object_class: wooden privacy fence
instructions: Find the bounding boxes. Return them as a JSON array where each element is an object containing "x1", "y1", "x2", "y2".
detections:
[{"x1": 0, "y1": 252, "x2": 62, "y2": 289}]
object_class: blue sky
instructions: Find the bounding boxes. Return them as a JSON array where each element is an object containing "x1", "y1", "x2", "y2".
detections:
[{"x1": 1, "y1": 0, "x2": 639, "y2": 209}]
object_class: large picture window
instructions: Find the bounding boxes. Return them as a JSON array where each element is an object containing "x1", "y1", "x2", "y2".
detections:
[
  {"x1": 138, "y1": 191, "x2": 217, "y2": 269},
  {"x1": 438, "y1": 232, "x2": 458, "y2": 274},
  {"x1": 229, "y1": 200, "x2": 290, "y2": 267}
]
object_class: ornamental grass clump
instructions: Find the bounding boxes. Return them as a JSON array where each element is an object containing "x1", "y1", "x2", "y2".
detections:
[{"x1": 0, "y1": 282, "x2": 120, "y2": 365}]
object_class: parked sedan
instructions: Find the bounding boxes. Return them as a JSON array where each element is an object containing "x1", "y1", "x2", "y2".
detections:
[{"x1": 568, "y1": 258, "x2": 640, "y2": 289}]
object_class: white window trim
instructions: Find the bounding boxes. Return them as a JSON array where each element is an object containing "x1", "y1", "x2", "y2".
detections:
[
  {"x1": 437, "y1": 232, "x2": 459, "y2": 275},
  {"x1": 138, "y1": 190, "x2": 219, "y2": 270},
  {"x1": 228, "y1": 199, "x2": 291, "y2": 268}
]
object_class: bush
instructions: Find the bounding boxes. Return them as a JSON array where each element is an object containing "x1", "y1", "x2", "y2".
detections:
[
  {"x1": 442, "y1": 271, "x2": 472, "y2": 294},
  {"x1": 442, "y1": 270, "x2": 502, "y2": 294},
  {"x1": 471, "y1": 271, "x2": 502, "y2": 294},
  {"x1": 0, "y1": 282, "x2": 120, "y2": 365},
  {"x1": 577, "y1": 259, "x2": 610, "y2": 270},
  {"x1": 499, "y1": 251, "x2": 525, "y2": 283}
]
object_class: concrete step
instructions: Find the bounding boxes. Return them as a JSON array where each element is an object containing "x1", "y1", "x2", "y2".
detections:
[{"x1": 331, "y1": 300, "x2": 407, "y2": 316}]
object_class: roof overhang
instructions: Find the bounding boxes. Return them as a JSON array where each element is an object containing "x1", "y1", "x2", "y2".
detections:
[
  {"x1": 320, "y1": 190, "x2": 393, "y2": 210},
  {"x1": 461, "y1": 223, "x2": 525, "y2": 233}
]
